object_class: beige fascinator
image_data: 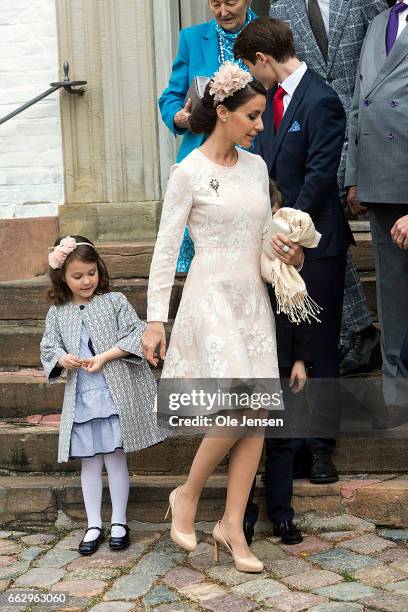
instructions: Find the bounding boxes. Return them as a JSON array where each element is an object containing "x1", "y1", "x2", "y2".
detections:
[{"x1": 209, "y1": 61, "x2": 253, "y2": 104}]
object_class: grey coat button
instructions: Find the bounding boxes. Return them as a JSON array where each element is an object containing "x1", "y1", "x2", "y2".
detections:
[
  {"x1": 387, "y1": 132, "x2": 395, "y2": 140},
  {"x1": 390, "y1": 100, "x2": 398, "y2": 108}
]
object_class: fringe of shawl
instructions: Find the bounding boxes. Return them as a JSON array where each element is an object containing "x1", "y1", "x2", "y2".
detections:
[{"x1": 271, "y1": 268, "x2": 323, "y2": 325}]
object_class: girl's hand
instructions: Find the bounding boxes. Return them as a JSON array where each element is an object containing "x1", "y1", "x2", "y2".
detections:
[
  {"x1": 289, "y1": 360, "x2": 307, "y2": 394},
  {"x1": 58, "y1": 354, "x2": 83, "y2": 370},
  {"x1": 141, "y1": 322, "x2": 166, "y2": 367},
  {"x1": 81, "y1": 355, "x2": 106, "y2": 373}
]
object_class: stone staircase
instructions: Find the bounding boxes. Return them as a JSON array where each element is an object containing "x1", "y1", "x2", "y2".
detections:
[{"x1": 0, "y1": 233, "x2": 407, "y2": 530}]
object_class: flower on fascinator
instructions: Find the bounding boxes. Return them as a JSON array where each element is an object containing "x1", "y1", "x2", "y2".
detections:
[
  {"x1": 209, "y1": 61, "x2": 253, "y2": 103},
  {"x1": 48, "y1": 236, "x2": 77, "y2": 269}
]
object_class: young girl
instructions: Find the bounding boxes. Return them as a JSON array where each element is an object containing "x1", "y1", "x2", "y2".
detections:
[{"x1": 40, "y1": 235, "x2": 170, "y2": 555}]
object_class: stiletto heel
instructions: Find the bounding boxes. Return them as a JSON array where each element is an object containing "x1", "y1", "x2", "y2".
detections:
[
  {"x1": 164, "y1": 504, "x2": 170, "y2": 520},
  {"x1": 214, "y1": 539, "x2": 220, "y2": 562},
  {"x1": 212, "y1": 521, "x2": 263, "y2": 573},
  {"x1": 166, "y1": 486, "x2": 197, "y2": 552}
]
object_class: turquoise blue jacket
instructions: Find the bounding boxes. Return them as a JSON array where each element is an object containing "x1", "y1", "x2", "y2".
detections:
[{"x1": 159, "y1": 20, "x2": 220, "y2": 163}]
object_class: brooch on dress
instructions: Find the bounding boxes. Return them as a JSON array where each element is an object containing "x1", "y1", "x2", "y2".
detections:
[{"x1": 209, "y1": 178, "x2": 220, "y2": 196}]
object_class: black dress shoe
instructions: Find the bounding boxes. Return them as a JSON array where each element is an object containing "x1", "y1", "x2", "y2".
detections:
[
  {"x1": 310, "y1": 449, "x2": 339, "y2": 484},
  {"x1": 243, "y1": 519, "x2": 255, "y2": 546},
  {"x1": 273, "y1": 520, "x2": 303, "y2": 545},
  {"x1": 78, "y1": 527, "x2": 104, "y2": 556},
  {"x1": 109, "y1": 523, "x2": 130, "y2": 551},
  {"x1": 340, "y1": 326, "x2": 381, "y2": 376}
]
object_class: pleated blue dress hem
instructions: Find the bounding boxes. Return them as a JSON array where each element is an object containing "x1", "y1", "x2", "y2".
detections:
[{"x1": 69, "y1": 323, "x2": 124, "y2": 460}]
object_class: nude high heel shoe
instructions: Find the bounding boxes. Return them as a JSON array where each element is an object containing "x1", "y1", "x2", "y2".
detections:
[
  {"x1": 164, "y1": 486, "x2": 197, "y2": 552},
  {"x1": 212, "y1": 521, "x2": 264, "y2": 573}
]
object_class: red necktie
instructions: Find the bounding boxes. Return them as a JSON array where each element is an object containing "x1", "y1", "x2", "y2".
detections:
[{"x1": 273, "y1": 86, "x2": 286, "y2": 132}]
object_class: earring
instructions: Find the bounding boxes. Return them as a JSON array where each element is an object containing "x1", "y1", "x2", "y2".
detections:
[{"x1": 222, "y1": 118, "x2": 227, "y2": 123}]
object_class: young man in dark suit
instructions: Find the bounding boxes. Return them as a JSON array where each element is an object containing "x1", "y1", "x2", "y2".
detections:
[{"x1": 235, "y1": 16, "x2": 351, "y2": 543}]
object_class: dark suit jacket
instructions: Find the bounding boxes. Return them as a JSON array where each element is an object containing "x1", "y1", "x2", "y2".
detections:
[{"x1": 256, "y1": 69, "x2": 351, "y2": 261}]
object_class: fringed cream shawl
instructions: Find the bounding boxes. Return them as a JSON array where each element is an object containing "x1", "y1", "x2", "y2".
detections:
[{"x1": 261, "y1": 208, "x2": 322, "y2": 324}]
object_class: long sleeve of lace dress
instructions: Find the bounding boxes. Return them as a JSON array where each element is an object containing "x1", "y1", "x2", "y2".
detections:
[{"x1": 147, "y1": 164, "x2": 193, "y2": 322}]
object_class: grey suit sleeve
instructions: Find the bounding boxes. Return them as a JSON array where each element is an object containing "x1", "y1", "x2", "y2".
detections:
[
  {"x1": 113, "y1": 292, "x2": 146, "y2": 365},
  {"x1": 345, "y1": 18, "x2": 374, "y2": 188},
  {"x1": 40, "y1": 307, "x2": 67, "y2": 382}
]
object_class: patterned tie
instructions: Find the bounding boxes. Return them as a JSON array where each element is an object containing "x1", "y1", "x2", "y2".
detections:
[
  {"x1": 386, "y1": 1, "x2": 408, "y2": 55},
  {"x1": 308, "y1": 0, "x2": 329, "y2": 62},
  {"x1": 273, "y1": 86, "x2": 286, "y2": 132}
]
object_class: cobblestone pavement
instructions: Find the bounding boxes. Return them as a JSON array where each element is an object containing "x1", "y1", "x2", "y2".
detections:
[{"x1": 1, "y1": 516, "x2": 408, "y2": 611}]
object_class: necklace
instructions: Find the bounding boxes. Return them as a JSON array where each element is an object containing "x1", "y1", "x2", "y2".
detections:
[{"x1": 201, "y1": 147, "x2": 238, "y2": 167}]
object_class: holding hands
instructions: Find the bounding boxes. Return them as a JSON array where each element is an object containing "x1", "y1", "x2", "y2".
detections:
[
  {"x1": 58, "y1": 347, "x2": 129, "y2": 372},
  {"x1": 58, "y1": 354, "x2": 105, "y2": 372},
  {"x1": 58, "y1": 354, "x2": 83, "y2": 370},
  {"x1": 81, "y1": 355, "x2": 106, "y2": 373},
  {"x1": 141, "y1": 322, "x2": 167, "y2": 367}
]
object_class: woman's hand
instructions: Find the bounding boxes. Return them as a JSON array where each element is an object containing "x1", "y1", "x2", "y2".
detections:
[
  {"x1": 272, "y1": 233, "x2": 304, "y2": 268},
  {"x1": 289, "y1": 360, "x2": 307, "y2": 394},
  {"x1": 174, "y1": 98, "x2": 192, "y2": 130},
  {"x1": 81, "y1": 354, "x2": 106, "y2": 373},
  {"x1": 58, "y1": 354, "x2": 83, "y2": 370},
  {"x1": 141, "y1": 322, "x2": 167, "y2": 367}
]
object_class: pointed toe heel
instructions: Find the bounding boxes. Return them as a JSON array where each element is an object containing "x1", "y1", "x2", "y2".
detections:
[
  {"x1": 212, "y1": 521, "x2": 263, "y2": 573},
  {"x1": 166, "y1": 487, "x2": 197, "y2": 552}
]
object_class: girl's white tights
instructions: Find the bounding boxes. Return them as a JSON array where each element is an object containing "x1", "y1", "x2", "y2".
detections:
[{"x1": 81, "y1": 449, "x2": 130, "y2": 542}]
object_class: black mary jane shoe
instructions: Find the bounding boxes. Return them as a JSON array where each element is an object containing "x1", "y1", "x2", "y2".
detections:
[
  {"x1": 78, "y1": 526, "x2": 104, "y2": 556},
  {"x1": 109, "y1": 523, "x2": 131, "y2": 551}
]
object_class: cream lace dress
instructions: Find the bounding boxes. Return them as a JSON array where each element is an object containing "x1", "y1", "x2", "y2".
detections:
[{"x1": 147, "y1": 147, "x2": 279, "y2": 380}]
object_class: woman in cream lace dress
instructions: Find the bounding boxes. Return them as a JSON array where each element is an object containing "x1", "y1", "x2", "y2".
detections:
[{"x1": 142, "y1": 63, "x2": 302, "y2": 572}]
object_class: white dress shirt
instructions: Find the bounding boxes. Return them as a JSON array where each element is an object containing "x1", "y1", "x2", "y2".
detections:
[
  {"x1": 281, "y1": 62, "x2": 308, "y2": 114},
  {"x1": 305, "y1": 0, "x2": 330, "y2": 35},
  {"x1": 396, "y1": 1, "x2": 408, "y2": 38}
]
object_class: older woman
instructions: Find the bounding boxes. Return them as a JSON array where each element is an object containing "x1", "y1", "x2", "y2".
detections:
[{"x1": 159, "y1": 0, "x2": 256, "y2": 272}]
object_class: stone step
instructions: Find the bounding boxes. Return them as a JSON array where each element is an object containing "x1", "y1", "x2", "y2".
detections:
[
  {"x1": 0, "y1": 417, "x2": 406, "y2": 474},
  {"x1": 0, "y1": 273, "x2": 377, "y2": 324},
  {"x1": 0, "y1": 321, "x2": 174, "y2": 369},
  {"x1": 0, "y1": 472, "x2": 406, "y2": 529},
  {"x1": 0, "y1": 370, "x2": 65, "y2": 418},
  {"x1": 0, "y1": 277, "x2": 184, "y2": 321},
  {"x1": 96, "y1": 241, "x2": 154, "y2": 279},
  {"x1": 349, "y1": 231, "x2": 374, "y2": 272},
  {"x1": 96, "y1": 233, "x2": 374, "y2": 279}
]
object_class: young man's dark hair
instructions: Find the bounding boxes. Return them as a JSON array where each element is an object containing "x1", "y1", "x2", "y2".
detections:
[{"x1": 234, "y1": 16, "x2": 296, "y2": 65}]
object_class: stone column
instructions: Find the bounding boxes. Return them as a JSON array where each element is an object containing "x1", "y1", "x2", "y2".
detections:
[
  {"x1": 179, "y1": 0, "x2": 211, "y2": 28},
  {"x1": 55, "y1": 0, "x2": 161, "y2": 241}
]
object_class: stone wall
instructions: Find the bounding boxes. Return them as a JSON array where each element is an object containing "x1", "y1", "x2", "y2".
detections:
[{"x1": 0, "y1": 0, "x2": 64, "y2": 219}]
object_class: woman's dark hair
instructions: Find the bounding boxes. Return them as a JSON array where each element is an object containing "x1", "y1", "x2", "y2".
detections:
[
  {"x1": 47, "y1": 235, "x2": 110, "y2": 305},
  {"x1": 234, "y1": 16, "x2": 296, "y2": 65},
  {"x1": 189, "y1": 77, "x2": 267, "y2": 136}
]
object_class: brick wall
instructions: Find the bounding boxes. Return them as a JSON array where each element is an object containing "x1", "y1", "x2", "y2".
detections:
[{"x1": 0, "y1": 0, "x2": 64, "y2": 219}]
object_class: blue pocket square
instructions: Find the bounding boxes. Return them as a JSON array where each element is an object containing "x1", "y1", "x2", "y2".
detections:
[{"x1": 288, "y1": 121, "x2": 301, "y2": 132}]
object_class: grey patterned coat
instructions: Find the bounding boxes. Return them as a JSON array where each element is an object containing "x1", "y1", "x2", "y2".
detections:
[
  {"x1": 40, "y1": 292, "x2": 171, "y2": 463},
  {"x1": 270, "y1": 0, "x2": 388, "y2": 191}
]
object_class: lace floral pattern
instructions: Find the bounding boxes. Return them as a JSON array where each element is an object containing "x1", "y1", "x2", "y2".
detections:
[{"x1": 147, "y1": 148, "x2": 279, "y2": 380}]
